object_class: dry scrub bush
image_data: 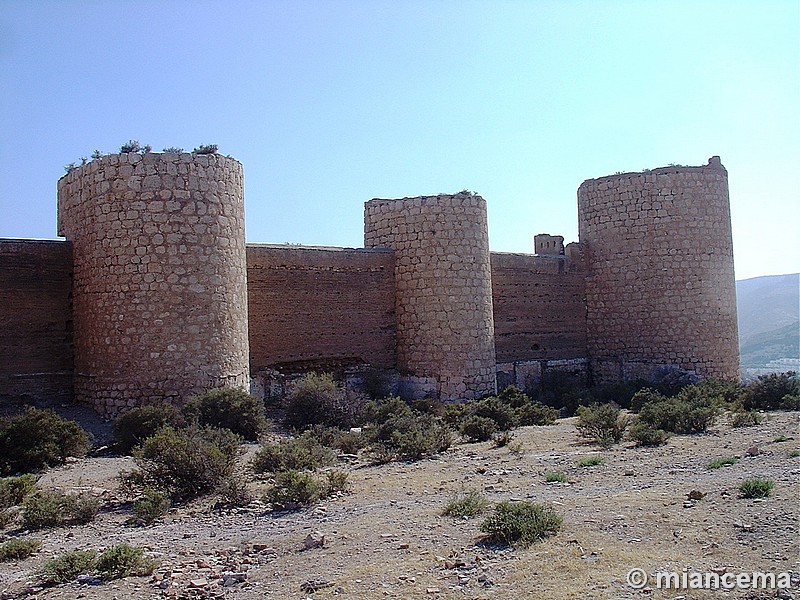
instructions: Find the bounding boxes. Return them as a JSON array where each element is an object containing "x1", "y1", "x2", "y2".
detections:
[
  {"x1": 125, "y1": 426, "x2": 240, "y2": 502},
  {"x1": 0, "y1": 408, "x2": 89, "y2": 475},
  {"x1": 480, "y1": 501, "x2": 562, "y2": 547}
]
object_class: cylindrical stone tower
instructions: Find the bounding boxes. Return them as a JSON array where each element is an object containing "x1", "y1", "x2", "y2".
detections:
[
  {"x1": 364, "y1": 192, "x2": 496, "y2": 400},
  {"x1": 577, "y1": 156, "x2": 739, "y2": 383},
  {"x1": 57, "y1": 152, "x2": 250, "y2": 416}
]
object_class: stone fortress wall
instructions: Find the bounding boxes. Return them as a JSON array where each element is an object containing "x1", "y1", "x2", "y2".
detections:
[
  {"x1": 0, "y1": 154, "x2": 740, "y2": 415},
  {"x1": 364, "y1": 194, "x2": 497, "y2": 400},
  {"x1": 55, "y1": 152, "x2": 250, "y2": 414},
  {"x1": 578, "y1": 156, "x2": 739, "y2": 383}
]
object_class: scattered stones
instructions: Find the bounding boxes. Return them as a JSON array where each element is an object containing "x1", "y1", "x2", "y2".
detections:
[
  {"x1": 302, "y1": 531, "x2": 326, "y2": 551},
  {"x1": 221, "y1": 572, "x2": 247, "y2": 587},
  {"x1": 301, "y1": 579, "x2": 334, "y2": 592}
]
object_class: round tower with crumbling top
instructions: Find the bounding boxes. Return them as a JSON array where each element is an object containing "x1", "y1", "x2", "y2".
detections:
[
  {"x1": 57, "y1": 151, "x2": 250, "y2": 416},
  {"x1": 364, "y1": 192, "x2": 496, "y2": 400},
  {"x1": 577, "y1": 156, "x2": 739, "y2": 383}
]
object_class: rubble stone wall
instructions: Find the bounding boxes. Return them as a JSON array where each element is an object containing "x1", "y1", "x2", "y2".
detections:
[
  {"x1": 578, "y1": 157, "x2": 739, "y2": 383},
  {"x1": 364, "y1": 193, "x2": 497, "y2": 400},
  {"x1": 0, "y1": 240, "x2": 74, "y2": 403},
  {"x1": 247, "y1": 244, "x2": 395, "y2": 371},
  {"x1": 56, "y1": 152, "x2": 250, "y2": 415},
  {"x1": 490, "y1": 252, "x2": 586, "y2": 363}
]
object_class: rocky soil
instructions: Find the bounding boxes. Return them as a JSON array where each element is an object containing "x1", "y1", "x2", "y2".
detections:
[{"x1": 0, "y1": 409, "x2": 798, "y2": 600}]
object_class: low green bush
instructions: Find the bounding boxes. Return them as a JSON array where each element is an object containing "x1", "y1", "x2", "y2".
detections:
[
  {"x1": 38, "y1": 549, "x2": 97, "y2": 584},
  {"x1": 739, "y1": 478, "x2": 774, "y2": 499},
  {"x1": 0, "y1": 474, "x2": 36, "y2": 509},
  {"x1": 265, "y1": 469, "x2": 321, "y2": 509},
  {"x1": 575, "y1": 404, "x2": 630, "y2": 447},
  {"x1": 469, "y1": 397, "x2": 517, "y2": 431},
  {"x1": 545, "y1": 471, "x2": 567, "y2": 483},
  {"x1": 302, "y1": 425, "x2": 368, "y2": 454},
  {"x1": 628, "y1": 420, "x2": 669, "y2": 446},
  {"x1": 630, "y1": 388, "x2": 668, "y2": 413},
  {"x1": 788, "y1": 449, "x2": 800, "y2": 458},
  {"x1": 192, "y1": 144, "x2": 218, "y2": 154},
  {"x1": 214, "y1": 477, "x2": 253, "y2": 509},
  {"x1": 707, "y1": 457, "x2": 737, "y2": 469},
  {"x1": 514, "y1": 401, "x2": 558, "y2": 427},
  {"x1": 363, "y1": 396, "x2": 413, "y2": 424},
  {"x1": 323, "y1": 469, "x2": 350, "y2": 495},
  {"x1": 729, "y1": 409, "x2": 763, "y2": 428},
  {"x1": 127, "y1": 426, "x2": 240, "y2": 501},
  {"x1": 442, "y1": 490, "x2": 489, "y2": 517},
  {"x1": 459, "y1": 415, "x2": 498, "y2": 442},
  {"x1": 0, "y1": 538, "x2": 40, "y2": 562},
  {"x1": 0, "y1": 408, "x2": 90, "y2": 475},
  {"x1": 492, "y1": 431, "x2": 515, "y2": 448},
  {"x1": 113, "y1": 405, "x2": 181, "y2": 453},
  {"x1": 411, "y1": 398, "x2": 446, "y2": 417},
  {"x1": 95, "y1": 543, "x2": 155, "y2": 579},
  {"x1": 360, "y1": 369, "x2": 391, "y2": 400},
  {"x1": 479, "y1": 501, "x2": 562, "y2": 547},
  {"x1": 742, "y1": 372, "x2": 799, "y2": 411},
  {"x1": 132, "y1": 488, "x2": 171, "y2": 525},
  {"x1": 497, "y1": 386, "x2": 558, "y2": 425},
  {"x1": 0, "y1": 508, "x2": 15, "y2": 528},
  {"x1": 251, "y1": 434, "x2": 336, "y2": 474},
  {"x1": 22, "y1": 490, "x2": 99, "y2": 530},
  {"x1": 577, "y1": 456, "x2": 603, "y2": 467},
  {"x1": 637, "y1": 387, "x2": 719, "y2": 434},
  {"x1": 182, "y1": 388, "x2": 268, "y2": 441},
  {"x1": 284, "y1": 373, "x2": 364, "y2": 430},
  {"x1": 370, "y1": 413, "x2": 452, "y2": 462},
  {"x1": 581, "y1": 380, "x2": 651, "y2": 410}
]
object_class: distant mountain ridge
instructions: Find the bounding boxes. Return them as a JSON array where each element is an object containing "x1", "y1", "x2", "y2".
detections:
[{"x1": 736, "y1": 273, "x2": 799, "y2": 374}]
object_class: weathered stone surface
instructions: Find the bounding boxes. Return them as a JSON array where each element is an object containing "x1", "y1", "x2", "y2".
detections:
[
  {"x1": 247, "y1": 245, "x2": 395, "y2": 371},
  {"x1": 0, "y1": 239, "x2": 73, "y2": 401},
  {"x1": 578, "y1": 157, "x2": 739, "y2": 382},
  {"x1": 56, "y1": 153, "x2": 250, "y2": 416},
  {"x1": 364, "y1": 193, "x2": 497, "y2": 400},
  {"x1": 0, "y1": 156, "x2": 740, "y2": 410}
]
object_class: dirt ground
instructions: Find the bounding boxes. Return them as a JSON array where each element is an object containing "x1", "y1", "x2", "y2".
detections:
[{"x1": 0, "y1": 408, "x2": 798, "y2": 600}]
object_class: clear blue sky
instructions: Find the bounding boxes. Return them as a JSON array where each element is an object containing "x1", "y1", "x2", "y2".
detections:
[{"x1": 1, "y1": 0, "x2": 797, "y2": 281}]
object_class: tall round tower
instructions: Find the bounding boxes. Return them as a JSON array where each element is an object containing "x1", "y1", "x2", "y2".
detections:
[
  {"x1": 57, "y1": 151, "x2": 250, "y2": 416},
  {"x1": 577, "y1": 156, "x2": 739, "y2": 383},
  {"x1": 364, "y1": 193, "x2": 496, "y2": 400}
]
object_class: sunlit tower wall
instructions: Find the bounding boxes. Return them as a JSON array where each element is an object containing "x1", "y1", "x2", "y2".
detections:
[
  {"x1": 577, "y1": 156, "x2": 739, "y2": 383},
  {"x1": 364, "y1": 193, "x2": 497, "y2": 400},
  {"x1": 57, "y1": 152, "x2": 250, "y2": 416}
]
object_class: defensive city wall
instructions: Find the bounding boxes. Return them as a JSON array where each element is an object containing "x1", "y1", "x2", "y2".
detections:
[{"x1": 0, "y1": 152, "x2": 739, "y2": 416}]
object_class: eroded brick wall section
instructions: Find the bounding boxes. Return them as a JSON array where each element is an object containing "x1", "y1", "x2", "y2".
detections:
[
  {"x1": 578, "y1": 157, "x2": 739, "y2": 382},
  {"x1": 247, "y1": 245, "x2": 395, "y2": 370},
  {"x1": 57, "y1": 153, "x2": 250, "y2": 415},
  {"x1": 491, "y1": 252, "x2": 586, "y2": 363},
  {"x1": 0, "y1": 240, "x2": 73, "y2": 402},
  {"x1": 364, "y1": 193, "x2": 496, "y2": 400}
]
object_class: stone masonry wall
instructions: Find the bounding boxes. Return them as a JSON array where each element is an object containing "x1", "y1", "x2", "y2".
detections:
[
  {"x1": 247, "y1": 244, "x2": 395, "y2": 371},
  {"x1": 364, "y1": 193, "x2": 496, "y2": 400},
  {"x1": 578, "y1": 157, "x2": 739, "y2": 382},
  {"x1": 490, "y1": 252, "x2": 586, "y2": 363},
  {"x1": 0, "y1": 240, "x2": 73, "y2": 403},
  {"x1": 57, "y1": 152, "x2": 250, "y2": 415}
]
